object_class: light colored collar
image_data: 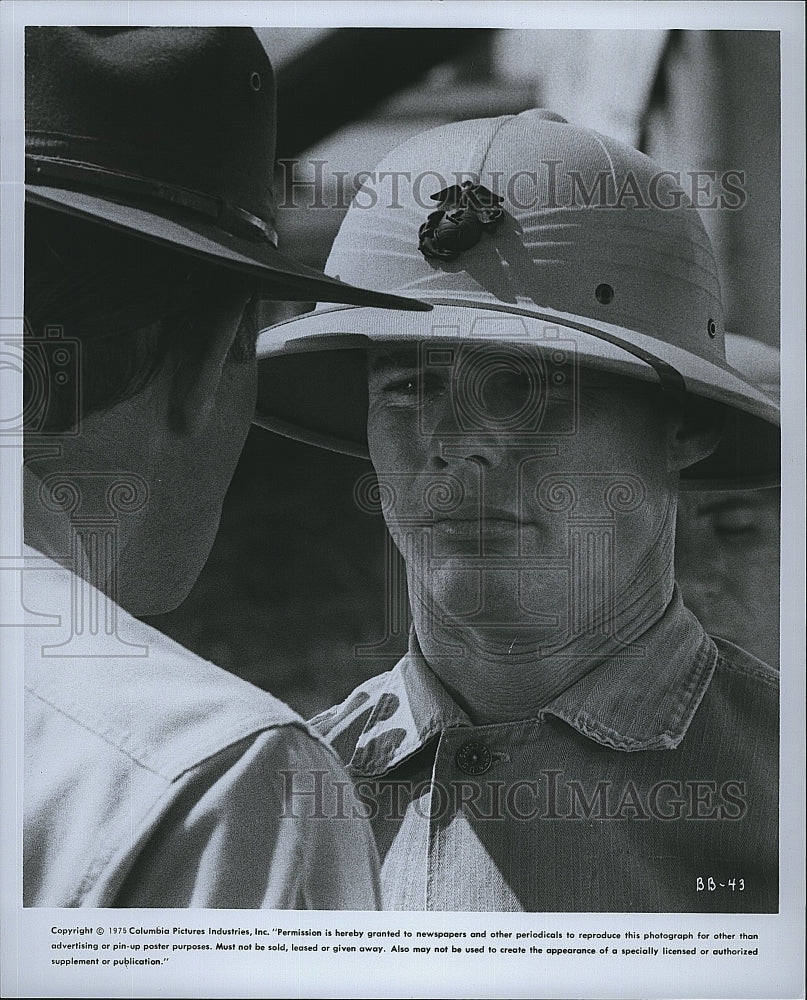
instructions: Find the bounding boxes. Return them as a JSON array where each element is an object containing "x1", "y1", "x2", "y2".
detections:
[{"x1": 319, "y1": 587, "x2": 717, "y2": 778}]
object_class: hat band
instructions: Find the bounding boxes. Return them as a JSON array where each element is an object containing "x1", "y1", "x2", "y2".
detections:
[{"x1": 25, "y1": 153, "x2": 278, "y2": 247}]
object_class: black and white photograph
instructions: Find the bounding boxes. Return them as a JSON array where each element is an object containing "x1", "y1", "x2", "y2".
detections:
[{"x1": 1, "y1": 2, "x2": 804, "y2": 998}]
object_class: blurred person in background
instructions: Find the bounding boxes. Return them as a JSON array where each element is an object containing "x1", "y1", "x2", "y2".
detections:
[
  {"x1": 675, "y1": 335, "x2": 780, "y2": 668},
  {"x1": 22, "y1": 27, "x2": 425, "y2": 907},
  {"x1": 256, "y1": 110, "x2": 780, "y2": 912}
]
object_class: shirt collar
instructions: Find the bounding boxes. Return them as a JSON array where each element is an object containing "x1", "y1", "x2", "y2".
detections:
[{"x1": 341, "y1": 586, "x2": 718, "y2": 778}]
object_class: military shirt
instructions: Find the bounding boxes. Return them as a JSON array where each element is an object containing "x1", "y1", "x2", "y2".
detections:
[
  {"x1": 310, "y1": 589, "x2": 778, "y2": 912},
  {"x1": 23, "y1": 546, "x2": 381, "y2": 908}
]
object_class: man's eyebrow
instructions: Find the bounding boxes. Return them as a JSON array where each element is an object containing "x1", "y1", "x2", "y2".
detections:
[
  {"x1": 694, "y1": 497, "x2": 755, "y2": 516},
  {"x1": 367, "y1": 348, "x2": 420, "y2": 373}
]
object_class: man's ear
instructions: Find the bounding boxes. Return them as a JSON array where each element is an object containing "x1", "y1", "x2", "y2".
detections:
[
  {"x1": 665, "y1": 396, "x2": 725, "y2": 473},
  {"x1": 168, "y1": 287, "x2": 252, "y2": 435}
]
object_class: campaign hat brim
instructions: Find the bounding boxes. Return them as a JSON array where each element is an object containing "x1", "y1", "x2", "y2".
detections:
[{"x1": 26, "y1": 185, "x2": 433, "y2": 312}]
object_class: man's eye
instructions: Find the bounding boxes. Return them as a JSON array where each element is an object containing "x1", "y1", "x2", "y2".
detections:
[
  {"x1": 386, "y1": 376, "x2": 418, "y2": 394},
  {"x1": 381, "y1": 373, "x2": 445, "y2": 399},
  {"x1": 712, "y1": 509, "x2": 758, "y2": 538}
]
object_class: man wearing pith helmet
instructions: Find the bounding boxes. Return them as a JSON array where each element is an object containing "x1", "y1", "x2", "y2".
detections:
[
  {"x1": 256, "y1": 109, "x2": 779, "y2": 912},
  {"x1": 22, "y1": 27, "x2": 428, "y2": 908}
]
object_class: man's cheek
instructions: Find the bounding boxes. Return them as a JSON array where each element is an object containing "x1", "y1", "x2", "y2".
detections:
[
  {"x1": 370, "y1": 432, "x2": 427, "y2": 477},
  {"x1": 368, "y1": 410, "x2": 406, "y2": 467}
]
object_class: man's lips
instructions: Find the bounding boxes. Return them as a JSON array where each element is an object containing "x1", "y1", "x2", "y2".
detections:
[
  {"x1": 430, "y1": 511, "x2": 522, "y2": 537},
  {"x1": 430, "y1": 507, "x2": 519, "y2": 526}
]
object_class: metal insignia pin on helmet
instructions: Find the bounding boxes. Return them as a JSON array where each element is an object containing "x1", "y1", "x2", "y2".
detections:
[
  {"x1": 418, "y1": 182, "x2": 505, "y2": 260},
  {"x1": 255, "y1": 109, "x2": 779, "y2": 490}
]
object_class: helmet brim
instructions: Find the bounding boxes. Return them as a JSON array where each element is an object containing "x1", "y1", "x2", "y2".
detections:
[{"x1": 255, "y1": 302, "x2": 780, "y2": 491}]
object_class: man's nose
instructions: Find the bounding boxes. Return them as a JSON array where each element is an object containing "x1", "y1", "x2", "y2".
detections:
[{"x1": 425, "y1": 399, "x2": 513, "y2": 470}]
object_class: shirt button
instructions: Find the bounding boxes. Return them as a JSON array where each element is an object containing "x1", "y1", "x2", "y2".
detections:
[{"x1": 456, "y1": 741, "x2": 493, "y2": 775}]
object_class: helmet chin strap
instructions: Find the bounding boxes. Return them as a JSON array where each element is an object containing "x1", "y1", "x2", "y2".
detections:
[
  {"x1": 251, "y1": 302, "x2": 690, "y2": 461},
  {"x1": 424, "y1": 297, "x2": 688, "y2": 401}
]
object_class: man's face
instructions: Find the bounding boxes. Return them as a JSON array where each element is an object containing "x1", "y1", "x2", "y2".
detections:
[
  {"x1": 28, "y1": 290, "x2": 260, "y2": 618},
  {"x1": 367, "y1": 342, "x2": 678, "y2": 650},
  {"x1": 675, "y1": 489, "x2": 780, "y2": 666},
  {"x1": 146, "y1": 338, "x2": 258, "y2": 613}
]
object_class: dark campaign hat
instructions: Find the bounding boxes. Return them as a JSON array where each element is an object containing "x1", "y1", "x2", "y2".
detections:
[{"x1": 24, "y1": 27, "x2": 429, "y2": 311}]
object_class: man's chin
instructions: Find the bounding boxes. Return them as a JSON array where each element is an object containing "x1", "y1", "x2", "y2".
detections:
[
  {"x1": 113, "y1": 553, "x2": 208, "y2": 618},
  {"x1": 118, "y1": 583, "x2": 192, "y2": 618},
  {"x1": 414, "y1": 579, "x2": 567, "y2": 646},
  {"x1": 422, "y1": 620, "x2": 575, "y2": 666}
]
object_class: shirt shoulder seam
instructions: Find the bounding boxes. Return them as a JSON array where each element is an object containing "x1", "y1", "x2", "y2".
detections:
[{"x1": 24, "y1": 682, "x2": 301, "y2": 780}]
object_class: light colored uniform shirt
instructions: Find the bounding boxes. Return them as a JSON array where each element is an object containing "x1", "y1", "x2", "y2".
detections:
[
  {"x1": 311, "y1": 589, "x2": 778, "y2": 912},
  {"x1": 23, "y1": 546, "x2": 381, "y2": 908}
]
